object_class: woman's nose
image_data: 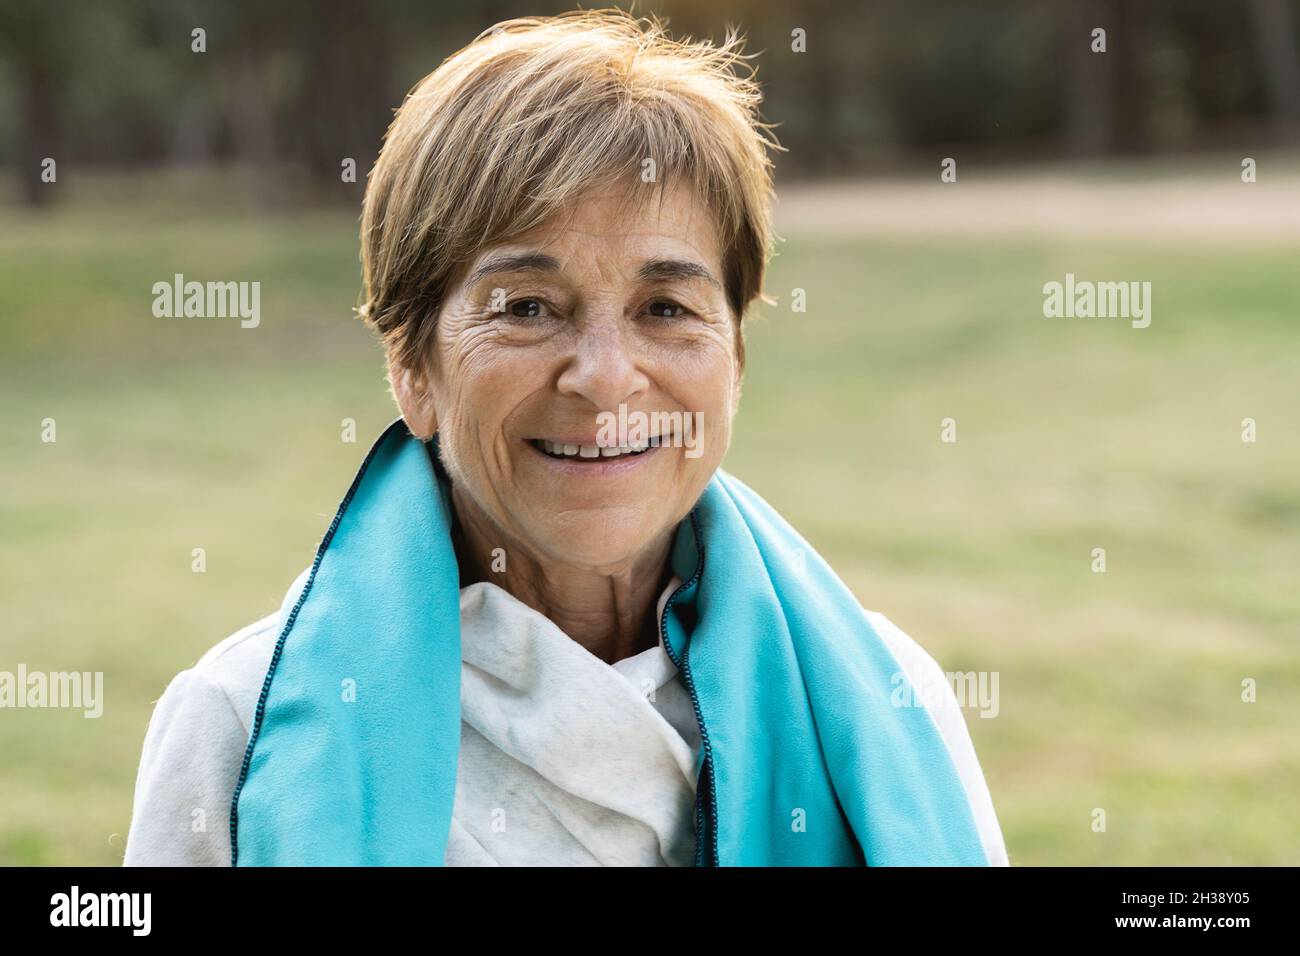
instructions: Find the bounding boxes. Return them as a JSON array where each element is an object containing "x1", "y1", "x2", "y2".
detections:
[{"x1": 555, "y1": 317, "x2": 650, "y2": 411}]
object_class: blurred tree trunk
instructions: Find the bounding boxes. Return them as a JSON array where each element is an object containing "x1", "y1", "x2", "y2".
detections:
[
  {"x1": 1066, "y1": 0, "x2": 1149, "y2": 158},
  {"x1": 1063, "y1": 0, "x2": 1147, "y2": 157},
  {"x1": 2, "y1": 0, "x2": 63, "y2": 207},
  {"x1": 807, "y1": 0, "x2": 840, "y2": 175},
  {"x1": 301, "y1": 3, "x2": 394, "y2": 195},
  {"x1": 227, "y1": 44, "x2": 279, "y2": 205},
  {"x1": 15, "y1": 56, "x2": 57, "y2": 206},
  {"x1": 1110, "y1": 3, "x2": 1147, "y2": 154},
  {"x1": 1247, "y1": 0, "x2": 1300, "y2": 142},
  {"x1": 1063, "y1": 0, "x2": 1114, "y2": 157}
]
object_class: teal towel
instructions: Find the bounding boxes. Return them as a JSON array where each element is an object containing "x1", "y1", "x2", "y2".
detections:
[{"x1": 230, "y1": 420, "x2": 991, "y2": 865}]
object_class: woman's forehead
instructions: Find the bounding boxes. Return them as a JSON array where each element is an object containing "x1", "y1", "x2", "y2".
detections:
[{"x1": 469, "y1": 182, "x2": 724, "y2": 275}]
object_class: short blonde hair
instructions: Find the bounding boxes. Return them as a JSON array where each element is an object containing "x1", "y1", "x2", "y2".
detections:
[{"x1": 359, "y1": 7, "x2": 780, "y2": 376}]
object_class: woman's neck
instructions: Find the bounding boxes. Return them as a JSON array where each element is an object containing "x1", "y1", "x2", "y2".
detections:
[{"x1": 449, "y1": 482, "x2": 674, "y2": 665}]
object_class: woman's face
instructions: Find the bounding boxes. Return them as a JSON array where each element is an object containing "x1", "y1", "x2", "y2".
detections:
[{"x1": 405, "y1": 179, "x2": 741, "y2": 573}]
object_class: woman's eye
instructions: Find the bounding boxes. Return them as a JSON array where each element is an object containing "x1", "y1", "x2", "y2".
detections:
[
  {"x1": 647, "y1": 299, "x2": 688, "y2": 319},
  {"x1": 508, "y1": 298, "x2": 543, "y2": 318}
]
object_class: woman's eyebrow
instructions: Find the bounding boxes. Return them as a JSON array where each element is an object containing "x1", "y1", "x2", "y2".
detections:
[
  {"x1": 464, "y1": 252, "x2": 722, "y2": 291},
  {"x1": 636, "y1": 258, "x2": 722, "y2": 289},
  {"x1": 465, "y1": 252, "x2": 561, "y2": 289}
]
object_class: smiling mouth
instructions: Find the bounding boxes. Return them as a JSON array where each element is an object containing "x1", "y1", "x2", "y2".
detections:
[{"x1": 529, "y1": 438, "x2": 655, "y2": 461}]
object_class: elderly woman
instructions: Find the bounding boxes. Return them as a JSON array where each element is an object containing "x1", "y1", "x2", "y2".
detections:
[{"x1": 124, "y1": 10, "x2": 1008, "y2": 867}]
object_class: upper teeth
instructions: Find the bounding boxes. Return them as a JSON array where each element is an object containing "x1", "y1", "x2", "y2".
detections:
[{"x1": 535, "y1": 439, "x2": 649, "y2": 459}]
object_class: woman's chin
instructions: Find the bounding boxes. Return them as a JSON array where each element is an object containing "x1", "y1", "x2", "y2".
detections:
[{"x1": 524, "y1": 513, "x2": 671, "y2": 573}]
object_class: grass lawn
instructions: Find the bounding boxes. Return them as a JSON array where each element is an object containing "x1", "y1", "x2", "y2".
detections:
[{"x1": 1, "y1": 174, "x2": 1297, "y2": 865}]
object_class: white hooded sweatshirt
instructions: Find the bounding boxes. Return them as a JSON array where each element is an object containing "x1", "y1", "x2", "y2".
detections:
[{"x1": 124, "y1": 576, "x2": 702, "y2": 866}]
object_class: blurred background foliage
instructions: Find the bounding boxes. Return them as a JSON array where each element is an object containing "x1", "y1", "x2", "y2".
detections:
[{"x1": 2, "y1": 0, "x2": 1299, "y2": 205}]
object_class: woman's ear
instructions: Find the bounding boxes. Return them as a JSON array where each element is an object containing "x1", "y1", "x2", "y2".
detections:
[{"x1": 387, "y1": 358, "x2": 438, "y2": 440}]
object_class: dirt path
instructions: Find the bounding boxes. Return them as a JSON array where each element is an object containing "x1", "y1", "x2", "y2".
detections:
[{"x1": 773, "y1": 172, "x2": 1300, "y2": 240}]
